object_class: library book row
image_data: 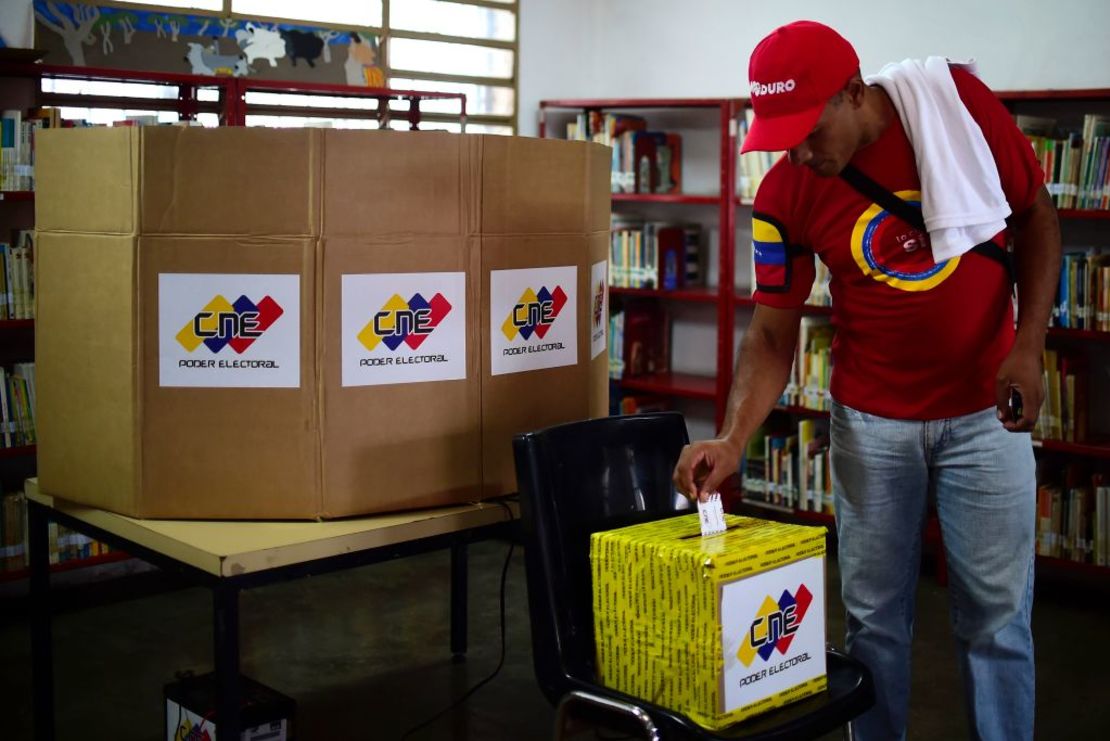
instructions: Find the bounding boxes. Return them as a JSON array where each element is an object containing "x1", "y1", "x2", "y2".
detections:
[
  {"x1": 610, "y1": 221, "x2": 703, "y2": 290},
  {"x1": 1019, "y1": 113, "x2": 1110, "y2": 211},
  {"x1": 1057, "y1": 249, "x2": 1110, "y2": 331},
  {"x1": 1, "y1": 363, "x2": 35, "y2": 449},
  {"x1": 565, "y1": 112, "x2": 683, "y2": 195},
  {"x1": 2, "y1": 230, "x2": 34, "y2": 320},
  {"x1": 1036, "y1": 464, "x2": 1110, "y2": 566},
  {"x1": 1, "y1": 492, "x2": 116, "y2": 576},
  {"x1": 740, "y1": 417, "x2": 1110, "y2": 568}
]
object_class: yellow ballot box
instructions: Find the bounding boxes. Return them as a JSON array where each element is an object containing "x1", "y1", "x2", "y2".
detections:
[{"x1": 590, "y1": 513, "x2": 828, "y2": 730}]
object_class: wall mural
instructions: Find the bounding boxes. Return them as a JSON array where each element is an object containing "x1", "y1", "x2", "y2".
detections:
[{"x1": 33, "y1": 1, "x2": 385, "y2": 87}]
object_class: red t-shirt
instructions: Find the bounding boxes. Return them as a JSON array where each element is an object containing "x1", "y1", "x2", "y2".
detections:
[{"x1": 752, "y1": 68, "x2": 1044, "y2": 420}]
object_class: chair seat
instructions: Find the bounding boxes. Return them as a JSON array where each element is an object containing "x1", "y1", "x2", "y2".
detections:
[
  {"x1": 565, "y1": 649, "x2": 871, "y2": 741},
  {"x1": 514, "y1": 413, "x2": 873, "y2": 741}
]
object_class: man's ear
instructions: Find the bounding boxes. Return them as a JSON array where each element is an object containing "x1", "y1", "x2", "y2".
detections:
[{"x1": 845, "y1": 75, "x2": 867, "y2": 108}]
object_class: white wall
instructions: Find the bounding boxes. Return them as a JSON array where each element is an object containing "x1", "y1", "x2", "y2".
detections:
[
  {"x1": 519, "y1": 0, "x2": 1110, "y2": 130},
  {"x1": 517, "y1": 0, "x2": 599, "y2": 136}
]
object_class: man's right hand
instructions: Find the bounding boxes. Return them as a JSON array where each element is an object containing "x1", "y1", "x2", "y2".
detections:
[{"x1": 672, "y1": 438, "x2": 743, "y2": 503}]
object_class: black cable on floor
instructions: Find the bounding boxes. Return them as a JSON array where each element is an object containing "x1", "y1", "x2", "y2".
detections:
[{"x1": 399, "y1": 501, "x2": 516, "y2": 740}]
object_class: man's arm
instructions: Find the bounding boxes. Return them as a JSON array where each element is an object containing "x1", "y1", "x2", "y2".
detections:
[
  {"x1": 673, "y1": 303, "x2": 802, "y2": 500},
  {"x1": 996, "y1": 186, "x2": 1062, "y2": 431}
]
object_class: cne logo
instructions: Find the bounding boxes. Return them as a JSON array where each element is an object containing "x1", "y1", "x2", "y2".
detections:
[
  {"x1": 175, "y1": 717, "x2": 212, "y2": 741},
  {"x1": 358, "y1": 292, "x2": 452, "y2": 352},
  {"x1": 592, "y1": 280, "x2": 605, "y2": 328},
  {"x1": 750, "y1": 79, "x2": 796, "y2": 96},
  {"x1": 736, "y1": 584, "x2": 813, "y2": 667},
  {"x1": 501, "y1": 285, "x2": 568, "y2": 341},
  {"x1": 176, "y1": 294, "x2": 283, "y2": 354}
]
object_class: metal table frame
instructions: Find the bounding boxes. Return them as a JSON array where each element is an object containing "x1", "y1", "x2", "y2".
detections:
[{"x1": 27, "y1": 494, "x2": 515, "y2": 740}]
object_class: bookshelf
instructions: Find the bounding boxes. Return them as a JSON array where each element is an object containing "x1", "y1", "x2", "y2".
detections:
[
  {"x1": 539, "y1": 97, "x2": 741, "y2": 432},
  {"x1": 0, "y1": 63, "x2": 469, "y2": 585}
]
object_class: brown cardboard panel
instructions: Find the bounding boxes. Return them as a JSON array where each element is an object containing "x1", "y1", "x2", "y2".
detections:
[
  {"x1": 319, "y1": 235, "x2": 482, "y2": 516},
  {"x1": 481, "y1": 235, "x2": 593, "y2": 495},
  {"x1": 585, "y1": 144, "x2": 613, "y2": 234},
  {"x1": 35, "y1": 233, "x2": 139, "y2": 515},
  {"x1": 35, "y1": 128, "x2": 137, "y2": 234},
  {"x1": 482, "y1": 137, "x2": 609, "y2": 235},
  {"x1": 140, "y1": 127, "x2": 318, "y2": 237},
  {"x1": 138, "y1": 236, "x2": 318, "y2": 519},
  {"x1": 322, "y1": 130, "x2": 472, "y2": 237}
]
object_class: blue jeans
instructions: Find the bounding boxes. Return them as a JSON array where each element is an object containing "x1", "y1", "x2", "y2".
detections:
[{"x1": 831, "y1": 401, "x2": 1035, "y2": 741}]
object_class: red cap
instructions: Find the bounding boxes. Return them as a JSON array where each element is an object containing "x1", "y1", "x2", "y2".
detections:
[{"x1": 741, "y1": 21, "x2": 860, "y2": 154}]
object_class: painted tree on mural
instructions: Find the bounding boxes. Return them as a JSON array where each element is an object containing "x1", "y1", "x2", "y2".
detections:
[
  {"x1": 218, "y1": 18, "x2": 238, "y2": 37},
  {"x1": 92, "y1": 13, "x2": 112, "y2": 55},
  {"x1": 115, "y1": 11, "x2": 138, "y2": 44},
  {"x1": 318, "y1": 30, "x2": 342, "y2": 63},
  {"x1": 35, "y1": 1, "x2": 99, "y2": 66}
]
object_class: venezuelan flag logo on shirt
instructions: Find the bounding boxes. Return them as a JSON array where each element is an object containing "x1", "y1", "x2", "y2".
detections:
[
  {"x1": 850, "y1": 190, "x2": 959, "y2": 291},
  {"x1": 752, "y1": 214, "x2": 791, "y2": 291}
]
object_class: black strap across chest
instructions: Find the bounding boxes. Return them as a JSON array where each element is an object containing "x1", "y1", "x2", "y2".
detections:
[{"x1": 838, "y1": 163, "x2": 1014, "y2": 284}]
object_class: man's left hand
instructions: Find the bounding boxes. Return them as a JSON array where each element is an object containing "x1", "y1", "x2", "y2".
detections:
[{"x1": 995, "y1": 343, "x2": 1044, "y2": 432}]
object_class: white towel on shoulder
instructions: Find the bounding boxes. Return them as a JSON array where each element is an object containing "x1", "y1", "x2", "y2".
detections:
[{"x1": 866, "y1": 57, "x2": 1011, "y2": 263}]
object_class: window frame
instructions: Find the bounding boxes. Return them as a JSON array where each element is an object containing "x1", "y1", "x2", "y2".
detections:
[{"x1": 93, "y1": 0, "x2": 519, "y2": 132}]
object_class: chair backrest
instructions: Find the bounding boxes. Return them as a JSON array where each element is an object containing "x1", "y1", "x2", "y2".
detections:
[{"x1": 512, "y1": 412, "x2": 690, "y2": 704}]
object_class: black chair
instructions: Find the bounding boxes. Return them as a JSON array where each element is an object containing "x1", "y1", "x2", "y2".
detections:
[{"x1": 512, "y1": 412, "x2": 874, "y2": 740}]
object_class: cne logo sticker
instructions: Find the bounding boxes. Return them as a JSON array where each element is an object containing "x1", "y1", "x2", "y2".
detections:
[
  {"x1": 590, "y1": 260, "x2": 607, "y2": 360},
  {"x1": 736, "y1": 584, "x2": 813, "y2": 667},
  {"x1": 176, "y1": 294, "x2": 284, "y2": 354},
  {"x1": 490, "y1": 266, "x2": 578, "y2": 376},
  {"x1": 359, "y1": 292, "x2": 452, "y2": 352},
  {"x1": 501, "y1": 286, "x2": 567, "y2": 341},
  {"x1": 159, "y1": 274, "x2": 301, "y2": 389},
  {"x1": 341, "y1": 273, "x2": 467, "y2": 387}
]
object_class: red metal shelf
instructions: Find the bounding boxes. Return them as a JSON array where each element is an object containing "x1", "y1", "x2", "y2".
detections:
[
  {"x1": 792, "y1": 509, "x2": 836, "y2": 526},
  {"x1": 998, "y1": 88, "x2": 1110, "y2": 101},
  {"x1": 774, "y1": 405, "x2": 831, "y2": 418},
  {"x1": 612, "y1": 193, "x2": 720, "y2": 205},
  {"x1": 1035, "y1": 555, "x2": 1110, "y2": 575},
  {"x1": 0, "y1": 549, "x2": 130, "y2": 584},
  {"x1": 1047, "y1": 327, "x2": 1110, "y2": 341},
  {"x1": 734, "y1": 295, "x2": 757, "y2": 308},
  {"x1": 1033, "y1": 439, "x2": 1110, "y2": 459},
  {"x1": 738, "y1": 494, "x2": 835, "y2": 526},
  {"x1": 619, "y1": 372, "x2": 717, "y2": 401},
  {"x1": 0, "y1": 444, "x2": 36, "y2": 460},
  {"x1": 611, "y1": 286, "x2": 720, "y2": 303},
  {"x1": 1056, "y1": 209, "x2": 1110, "y2": 220},
  {"x1": 541, "y1": 97, "x2": 734, "y2": 110},
  {"x1": 0, "y1": 191, "x2": 33, "y2": 202},
  {"x1": 0, "y1": 319, "x2": 34, "y2": 330}
]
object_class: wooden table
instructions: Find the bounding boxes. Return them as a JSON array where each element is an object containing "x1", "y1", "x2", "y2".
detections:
[{"x1": 24, "y1": 478, "x2": 517, "y2": 740}]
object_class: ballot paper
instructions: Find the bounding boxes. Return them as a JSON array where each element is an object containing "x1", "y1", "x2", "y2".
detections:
[{"x1": 697, "y1": 492, "x2": 727, "y2": 536}]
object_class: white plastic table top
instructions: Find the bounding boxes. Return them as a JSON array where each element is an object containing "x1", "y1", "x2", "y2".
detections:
[{"x1": 24, "y1": 479, "x2": 517, "y2": 578}]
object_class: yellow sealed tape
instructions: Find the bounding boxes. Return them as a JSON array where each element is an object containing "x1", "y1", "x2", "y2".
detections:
[{"x1": 591, "y1": 514, "x2": 827, "y2": 730}]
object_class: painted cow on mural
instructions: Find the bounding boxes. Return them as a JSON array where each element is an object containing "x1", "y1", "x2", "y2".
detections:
[
  {"x1": 235, "y1": 23, "x2": 285, "y2": 67},
  {"x1": 280, "y1": 29, "x2": 324, "y2": 68},
  {"x1": 184, "y1": 42, "x2": 249, "y2": 77}
]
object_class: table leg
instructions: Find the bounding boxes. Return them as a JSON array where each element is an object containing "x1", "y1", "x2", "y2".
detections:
[
  {"x1": 450, "y1": 538, "x2": 468, "y2": 661},
  {"x1": 29, "y1": 501, "x2": 54, "y2": 741},
  {"x1": 213, "y1": 582, "x2": 241, "y2": 738}
]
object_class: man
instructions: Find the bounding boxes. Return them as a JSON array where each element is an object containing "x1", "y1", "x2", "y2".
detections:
[{"x1": 672, "y1": 20, "x2": 1061, "y2": 741}]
